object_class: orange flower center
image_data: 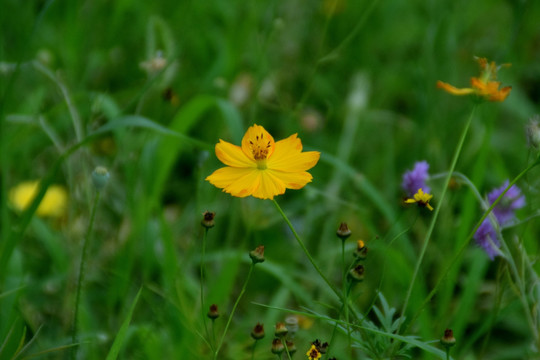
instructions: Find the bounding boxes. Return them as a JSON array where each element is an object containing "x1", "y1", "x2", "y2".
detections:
[{"x1": 249, "y1": 132, "x2": 271, "y2": 169}]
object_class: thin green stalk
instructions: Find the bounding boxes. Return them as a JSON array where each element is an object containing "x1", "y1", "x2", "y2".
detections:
[
  {"x1": 214, "y1": 263, "x2": 255, "y2": 360},
  {"x1": 341, "y1": 240, "x2": 353, "y2": 357},
  {"x1": 397, "y1": 105, "x2": 477, "y2": 334},
  {"x1": 251, "y1": 340, "x2": 259, "y2": 360},
  {"x1": 71, "y1": 191, "x2": 101, "y2": 359},
  {"x1": 281, "y1": 337, "x2": 292, "y2": 360},
  {"x1": 272, "y1": 199, "x2": 341, "y2": 299},
  {"x1": 200, "y1": 228, "x2": 212, "y2": 350}
]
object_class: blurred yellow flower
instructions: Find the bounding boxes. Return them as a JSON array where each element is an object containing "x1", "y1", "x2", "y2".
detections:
[
  {"x1": 405, "y1": 188, "x2": 433, "y2": 211},
  {"x1": 9, "y1": 181, "x2": 67, "y2": 217},
  {"x1": 437, "y1": 57, "x2": 511, "y2": 102},
  {"x1": 306, "y1": 344, "x2": 321, "y2": 360},
  {"x1": 206, "y1": 124, "x2": 320, "y2": 200}
]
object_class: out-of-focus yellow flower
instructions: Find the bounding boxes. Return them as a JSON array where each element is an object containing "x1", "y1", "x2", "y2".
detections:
[
  {"x1": 405, "y1": 188, "x2": 433, "y2": 211},
  {"x1": 9, "y1": 181, "x2": 67, "y2": 218},
  {"x1": 306, "y1": 344, "x2": 322, "y2": 360},
  {"x1": 206, "y1": 124, "x2": 320, "y2": 200},
  {"x1": 437, "y1": 57, "x2": 511, "y2": 102}
]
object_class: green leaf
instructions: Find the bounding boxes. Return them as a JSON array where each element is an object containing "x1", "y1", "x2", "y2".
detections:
[{"x1": 105, "y1": 287, "x2": 143, "y2": 360}]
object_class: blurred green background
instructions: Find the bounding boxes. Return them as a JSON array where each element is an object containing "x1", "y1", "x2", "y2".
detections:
[{"x1": 1, "y1": 0, "x2": 540, "y2": 358}]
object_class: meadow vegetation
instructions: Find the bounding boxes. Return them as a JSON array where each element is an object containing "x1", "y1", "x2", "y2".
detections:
[{"x1": 1, "y1": 0, "x2": 540, "y2": 359}]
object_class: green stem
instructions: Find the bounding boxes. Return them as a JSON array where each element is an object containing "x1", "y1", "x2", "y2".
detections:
[
  {"x1": 214, "y1": 263, "x2": 255, "y2": 359},
  {"x1": 251, "y1": 340, "x2": 258, "y2": 360},
  {"x1": 272, "y1": 199, "x2": 341, "y2": 299},
  {"x1": 71, "y1": 191, "x2": 100, "y2": 359},
  {"x1": 397, "y1": 105, "x2": 476, "y2": 333},
  {"x1": 200, "y1": 228, "x2": 212, "y2": 350},
  {"x1": 281, "y1": 337, "x2": 292, "y2": 360}
]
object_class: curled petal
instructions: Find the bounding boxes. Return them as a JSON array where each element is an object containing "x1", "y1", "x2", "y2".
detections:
[{"x1": 436, "y1": 81, "x2": 474, "y2": 96}]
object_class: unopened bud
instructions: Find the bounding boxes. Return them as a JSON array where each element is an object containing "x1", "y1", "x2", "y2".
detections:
[
  {"x1": 353, "y1": 240, "x2": 368, "y2": 260},
  {"x1": 274, "y1": 322, "x2": 288, "y2": 337},
  {"x1": 271, "y1": 338, "x2": 284, "y2": 354},
  {"x1": 91, "y1": 166, "x2": 110, "y2": 190},
  {"x1": 251, "y1": 322, "x2": 265, "y2": 340},
  {"x1": 207, "y1": 304, "x2": 219, "y2": 320},
  {"x1": 526, "y1": 116, "x2": 540, "y2": 149},
  {"x1": 285, "y1": 340, "x2": 297, "y2": 355},
  {"x1": 336, "y1": 222, "x2": 352, "y2": 240},
  {"x1": 249, "y1": 245, "x2": 265, "y2": 264},
  {"x1": 348, "y1": 264, "x2": 365, "y2": 283},
  {"x1": 440, "y1": 328, "x2": 456, "y2": 348},
  {"x1": 201, "y1": 211, "x2": 215, "y2": 229}
]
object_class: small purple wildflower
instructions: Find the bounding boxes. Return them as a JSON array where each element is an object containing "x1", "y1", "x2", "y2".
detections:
[
  {"x1": 474, "y1": 180, "x2": 526, "y2": 260},
  {"x1": 487, "y1": 180, "x2": 525, "y2": 226},
  {"x1": 402, "y1": 161, "x2": 430, "y2": 197},
  {"x1": 474, "y1": 219, "x2": 500, "y2": 260}
]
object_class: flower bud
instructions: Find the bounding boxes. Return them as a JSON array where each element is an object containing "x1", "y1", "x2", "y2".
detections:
[
  {"x1": 201, "y1": 211, "x2": 215, "y2": 229},
  {"x1": 526, "y1": 116, "x2": 540, "y2": 149},
  {"x1": 207, "y1": 304, "x2": 219, "y2": 320},
  {"x1": 440, "y1": 328, "x2": 456, "y2": 348},
  {"x1": 285, "y1": 340, "x2": 297, "y2": 355},
  {"x1": 348, "y1": 264, "x2": 365, "y2": 283},
  {"x1": 251, "y1": 322, "x2": 265, "y2": 340},
  {"x1": 91, "y1": 166, "x2": 110, "y2": 190},
  {"x1": 271, "y1": 338, "x2": 284, "y2": 354},
  {"x1": 353, "y1": 240, "x2": 368, "y2": 260},
  {"x1": 336, "y1": 222, "x2": 351, "y2": 240},
  {"x1": 274, "y1": 322, "x2": 288, "y2": 337},
  {"x1": 249, "y1": 245, "x2": 265, "y2": 264}
]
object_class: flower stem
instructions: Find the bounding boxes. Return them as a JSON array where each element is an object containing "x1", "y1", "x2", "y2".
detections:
[
  {"x1": 200, "y1": 228, "x2": 212, "y2": 350},
  {"x1": 397, "y1": 104, "x2": 476, "y2": 334},
  {"x1": 214, "y1": 263, "x2": 255, "y2": 359},
  {"x1": 272, "y1": 199, "x2": 341, "y2": 299},
  {"x1": 71, "y1": 190, "x2": 100, "y2": 359}
]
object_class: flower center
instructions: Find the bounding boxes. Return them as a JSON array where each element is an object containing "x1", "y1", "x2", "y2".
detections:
[{"x1": 249, "y1": 132, "x2": 271, "y2": 169}]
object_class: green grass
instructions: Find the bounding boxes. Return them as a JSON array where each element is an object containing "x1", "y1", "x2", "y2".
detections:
[{"x1": 1, "y1": 0, "x2": 540, "y2": 358}]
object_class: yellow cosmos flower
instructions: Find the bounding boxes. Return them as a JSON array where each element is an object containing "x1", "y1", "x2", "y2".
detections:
[
  {"x1": 405, "y1": 188, "x2": 433, "y2": 211},
  {"x1": 437, "y1": 57, "x2": 511, "y2": 102},
  {"x1": 9, "y1": 181, "x2": 68, "y2": 218},
  {"x1": 306, "y1": 344, "x2": 322, "y2": 360},
  {"x1": 206, "y1": 124, "x2": 320, "y2": 200}
]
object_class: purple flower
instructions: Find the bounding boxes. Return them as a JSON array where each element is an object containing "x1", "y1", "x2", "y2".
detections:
[
  {"x1": 474, "y1": 180, "x2": 526, "y2": 260},
  {"x1": 487, "y1": 180, "x2": 525, "y2": 226},
  {"x1": 402, "y1": 161, "x2": 430, "y2": 197},
  {"x1": 474, "y1": 219, "x2": 500, "y2": 260}
]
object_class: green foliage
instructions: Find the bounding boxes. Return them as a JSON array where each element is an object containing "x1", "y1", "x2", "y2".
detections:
[{"x1": 1, "y1": 0, "x2": 540, "y2": 359}]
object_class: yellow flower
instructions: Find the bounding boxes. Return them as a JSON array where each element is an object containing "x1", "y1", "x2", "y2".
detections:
[
  {"x1": 9, "y1": 181, "x2": 67, "y2": 218},
  {"x1": 306, "y1": 344, "x2": 322, "y2": 360},
  {"x1": 405, "y1": 188, "x2": 433, "y2": 211},
  {"x1": 437, "y1": 57, "x2": 511, "y2": 102},
  {"x1": 206, "y1": 124, "x2": 320, "y2": 200}
]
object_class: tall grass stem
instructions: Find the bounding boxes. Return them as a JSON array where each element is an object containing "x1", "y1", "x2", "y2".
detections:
[
  {"x1": 398, "y1": 105, "x2": 477, "y2": 333},
  {"x1": 71, "y1": 190, "x2": 101, "y2": 359}
]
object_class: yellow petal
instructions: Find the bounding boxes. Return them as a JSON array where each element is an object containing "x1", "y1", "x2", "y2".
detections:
[
  {"x1": 268, "y1": 134, "x2": 320, "y2": 172},
  {"x1": 251, "y1": 172, "x2": 286, "y2": 199},
  {"x1": 436, "y1": 80, "x2": 474, "y2": 96},
  {"x1": 241, "y1": 124, "x2": 275, "y2": 161},
  {"x1": 215, "y1": 140, "x2": 255, "y2": 168},
  {"x1": 267, "y1": 169, "x2": 313, "y2": 189},
  {"x1": 206, "y1": 167, "x2": 261, "y2": 198},
  {"x1": 9, "y1": 181, "x2": 67, "y2": 218}
]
